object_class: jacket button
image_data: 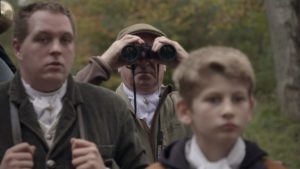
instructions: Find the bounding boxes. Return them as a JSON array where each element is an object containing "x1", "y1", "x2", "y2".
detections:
[
  {"x1": 46, "y1": 160, "x2": 56, "y2": 168},
  {"x1": 45, "y1": 133, "x2": 53, "y2": 140}
]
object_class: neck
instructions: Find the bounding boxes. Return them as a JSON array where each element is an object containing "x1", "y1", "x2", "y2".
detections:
[
  {"x1": 124, "y1": 83, "x2": 159, "y2": 95},
  {"x1": 195, "y1": 135, "x2": 236, "y2": 162},
  {"x1": 22, "y1": 77, "x2": 65, "y2": 93},
  {"x1": 31, "y1": 82, "x2": 63, "y2": 92}
]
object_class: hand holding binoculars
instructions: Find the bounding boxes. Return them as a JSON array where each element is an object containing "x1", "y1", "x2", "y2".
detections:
[
  {"x1": 0, "y1": 1, "x2": 14, "y2": 34},
  {"x1": 121, "y1": 43, "x2": 177, "y2": 64}
]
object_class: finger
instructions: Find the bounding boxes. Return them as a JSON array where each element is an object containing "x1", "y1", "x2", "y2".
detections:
[
  {"x1": 72, "y1": 155, "x2": 86, "y2": 167},
  {"x1": 6, "y1": 152, "x2": 33, "y2": 161},
  {"x1": 152, "y1": 36, "x2": 171, "y2": 52},
  {"x1": 29, "y1": 145, "x2": 36, "y2": 154},
  {"x1": 71, "y1": 138, "x2": 95, "y2": 149},
  {"x1": 9, "y1": 159, "x2": 34, "y2": 168},
  {"x1": 72, "y1": 145, "x2": 99, "y2": 159},
  {"x1": 121, "y1": 34, "x2": 144, "y2": 44},
  {"x1": 74, "y1": 159, "x2": 100, "y2": 169},
  {"x1": 7, "y1": 143, "x2": 34, "y2": 154},
  {"x1": 72, "y1": 152, "x2": 97, "y2": 167}
]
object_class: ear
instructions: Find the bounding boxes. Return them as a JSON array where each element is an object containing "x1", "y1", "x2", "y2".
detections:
[
  {"x1": 176, "y1": 99, "x2": 192, "y2": 125},
  {"x1": 247, "y1": 96, "x2": 256, "y2": 121},
  {"x1": 12, "y1": 38, "x2": 22, "y2": 60}
]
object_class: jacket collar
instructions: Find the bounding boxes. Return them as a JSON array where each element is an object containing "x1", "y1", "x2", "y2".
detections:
[
  {"x1": 9, "y1": 72, "x2": 83, "y2": 106},
  {"x1": 8, "y1": 72, "x2": 84, "y2": 152},
  {"x1": 115, "y1": 83, "x2": 173, "y2": 114},
  {"x1": 159, "y1": 138, "x2": 190, "y2": 169},
  {"x1": 240, "y1": 140, "x2": 267, "y2": 169},
  {"x1": 159, "y1": 138, "x2": 268, "y2": 169}
]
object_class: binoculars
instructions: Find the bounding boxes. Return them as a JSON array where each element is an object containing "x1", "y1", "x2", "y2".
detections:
[{"x1": 121, "y1": 44, "x2": 176, "y2": 63}]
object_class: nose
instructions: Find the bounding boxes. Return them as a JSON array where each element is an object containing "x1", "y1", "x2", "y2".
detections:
[
  {"x1": 221, "y1": 99, "x2": 234, "y2": 119},
  {"x1": 50, "y1": 40, "x2": 62, "y2": 56},
  {"x1": 136, "y1": 57, "x2": 151, "y2": 68}
]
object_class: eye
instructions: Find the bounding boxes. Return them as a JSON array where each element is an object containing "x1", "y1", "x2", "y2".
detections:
[
  {"x1": 205, "y1": 96, "x2": 222, "y2": 104},
  {"x1": 60, "y1": 35, "x2": 73, "y2": 45},
  {"x1": 34, "y1": 35, "x2": 50, "y2": 44},
  {"x1": 232, "y1": 95, "x2": 246, "y2": 103}
]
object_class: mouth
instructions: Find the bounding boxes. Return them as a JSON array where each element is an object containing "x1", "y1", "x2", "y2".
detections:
[
  {"x1": 135, "y1": 71, "x2": 153, "y2": 75},
  {"x1": 46, "y1": 62, "x2": 64, "y2": 70},
  {"x1": 221, "y1": 123, "x2": 238, "y2": 131}
]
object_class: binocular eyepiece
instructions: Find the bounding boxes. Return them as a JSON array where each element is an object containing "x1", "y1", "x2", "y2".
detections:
[{"x1": 121, "y1": 44, "x2": 176, "y2": 63}]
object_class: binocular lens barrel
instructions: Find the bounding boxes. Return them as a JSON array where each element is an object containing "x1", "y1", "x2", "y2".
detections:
[
  {"x1": 121, "y1": 45, "x2": 140, "y2": 63},
  {"x1": 121, "y1": 44, "x2": 176, "y2": 63},
  {"x1": 158, "y1": 45, "x2": 176, "y2": 61}
]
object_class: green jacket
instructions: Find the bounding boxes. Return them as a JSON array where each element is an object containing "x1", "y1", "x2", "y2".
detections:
[
  {"x1": 76, "y1": 56, "x2": 189, "y2": 162},
  {"x1": 115, "y1": 85, "x2": 188, "y2": 162},
  {"x1": 0, "y1": 72, "x2": 148, "y2": 169}
]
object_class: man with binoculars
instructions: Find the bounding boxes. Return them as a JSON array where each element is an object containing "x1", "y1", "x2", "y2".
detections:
[{"x1": 76, "y1": 23, "x2": 189, "y2": 162}]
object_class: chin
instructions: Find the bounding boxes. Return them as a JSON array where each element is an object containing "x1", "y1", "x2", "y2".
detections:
[
  {"x1": 218, "y1": 134, "x2": 240, "y2": 143},
  {"x1": 44, "y1": 73, "x2": 67, "y2": 84}
]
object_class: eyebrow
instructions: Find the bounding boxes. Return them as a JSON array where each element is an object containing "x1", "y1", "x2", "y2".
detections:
[{"x1": 34, "y1": 30, "x2": 73, "y2": 36}]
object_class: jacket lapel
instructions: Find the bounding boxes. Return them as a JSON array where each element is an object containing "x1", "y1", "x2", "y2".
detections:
[
  {"x1": 48, "y1": 98, "x2": 77, "y2": 157},
  {"x1": 48, "y1": 76, "x2": 83, "y2": 158},
  {"x1": 18, "y1": 100, "x2": 48, "y2": 146},
  {"x1": 9, "y1": 72, "x2": 48, "y2": 148},
  {"x1": 116, "y1": 85, "x2": 134, "y2": 112}
]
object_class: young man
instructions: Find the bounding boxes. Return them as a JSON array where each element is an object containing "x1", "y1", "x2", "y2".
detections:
[
  {"x1": 147, "y1": 46, "x2": 287, "y2": 169},
  {"x1": 0, "y1": 2, "x2": 147, "y2": 169},
  {"x1": 76, "y1": 23, "x2": 189, "y2": 162}
]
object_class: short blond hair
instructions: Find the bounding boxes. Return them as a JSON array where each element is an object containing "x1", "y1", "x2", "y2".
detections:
[{"x1": 173, "y1": 46, "x2": 255, "y2": 104}]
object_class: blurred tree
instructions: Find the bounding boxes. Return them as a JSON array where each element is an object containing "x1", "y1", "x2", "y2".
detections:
[
  {"x1": 0, "y1": 0, "x2": 273, "y2": 93},
  {"x1": 62, "y1": 0, "x2": 271, "y2": 91},
  {"x1": 265, "y1": 0, "x2": 300, "y2": 119}
]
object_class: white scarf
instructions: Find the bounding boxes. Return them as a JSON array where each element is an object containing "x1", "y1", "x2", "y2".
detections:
[
  {"x1": 22, "y1": 79, "x2": 67, "y2": 131},
  {"x1": 122, "y1": 83, "x2": 160, "y2": 128},
  {"x1": 185, "y1": 136, "x2": 246, "y2": 169}
]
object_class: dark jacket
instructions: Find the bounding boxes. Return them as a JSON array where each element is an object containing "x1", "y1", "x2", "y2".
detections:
[
  {"x1": 0, "y1": 57, "x2": 13, "y2": 82},
  {"x1": 0, "y1": 44, "x2": 14, "y2": 82},
  {"x1": 0, "y1": 72, "x2": 148, "y2": 169},
  {"x1": 76, "y1": 56, "x2": 189, "y2": 162},
  {"x1": 147, "y1": 138, "x2": 287, "y2": 169},
  {"x1": 0, "y1": 44, "x2": 16, "y2": 73}
]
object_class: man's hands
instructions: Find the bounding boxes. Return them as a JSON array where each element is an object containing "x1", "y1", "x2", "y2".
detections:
[
  {"x1": 100, "y1": 34, "x2": 144, "y2": 69},
  {"x1": 0, "y1": 143, "x2": 35, "y2": 169},
  {"x1": 71, "y1": 138, "x2": 106, "y2": 169},
  {"x1": 99, "y1": 34, "x2": 188, "y2": 69},
  {"x1": 152, "y1": 36, "x2": 189, "y2": 68},
  {"x1": 0, "y1": 139, "x2": 107, "y2": 169}
]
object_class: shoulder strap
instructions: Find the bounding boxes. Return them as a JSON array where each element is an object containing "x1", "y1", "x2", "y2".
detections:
[
  {"x1": 156, "y1": 85, "x2": 173, "y2": 159},
  {"x1": 76, "y1": 105, "x2": 86, "y2": 140},
  {"x1": 264, "y1": 159, "x2": 287, "y2": 169},
  {"x1": 10, "y1": 102, "x2": 22, "y2": 144}
]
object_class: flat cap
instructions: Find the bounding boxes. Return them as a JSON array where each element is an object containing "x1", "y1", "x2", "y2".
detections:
[{"x1": 116, "y1": 23, "x2": 166, "y2": 40}]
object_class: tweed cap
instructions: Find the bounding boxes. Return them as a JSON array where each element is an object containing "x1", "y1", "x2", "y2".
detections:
[{"x1": 116, "y1": 23, "x2": 166, "y2": 40}]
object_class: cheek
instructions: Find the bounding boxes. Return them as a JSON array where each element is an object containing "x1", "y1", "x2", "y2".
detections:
[
  {"x1": 190, "y1": 103, "x2": 210, "y2": 120},
  {"x1": 192, "y1": 101, "x2": 212, "y2": 113},
  {"x1": 120, "y1": 69, "x2": 133, "y2": 82}
]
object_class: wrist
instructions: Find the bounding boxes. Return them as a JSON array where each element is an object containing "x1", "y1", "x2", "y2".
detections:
[
  {"x1": 99, "y1": 51, "x2": 116, "y2": 69},
  {"x1": 96, "y1": 56, "x2": 113, "y2": 70}
]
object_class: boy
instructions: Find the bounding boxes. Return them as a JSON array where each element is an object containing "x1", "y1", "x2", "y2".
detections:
[{"x1": 147, "y1": 46, "x2": 286, "y2": 169}]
